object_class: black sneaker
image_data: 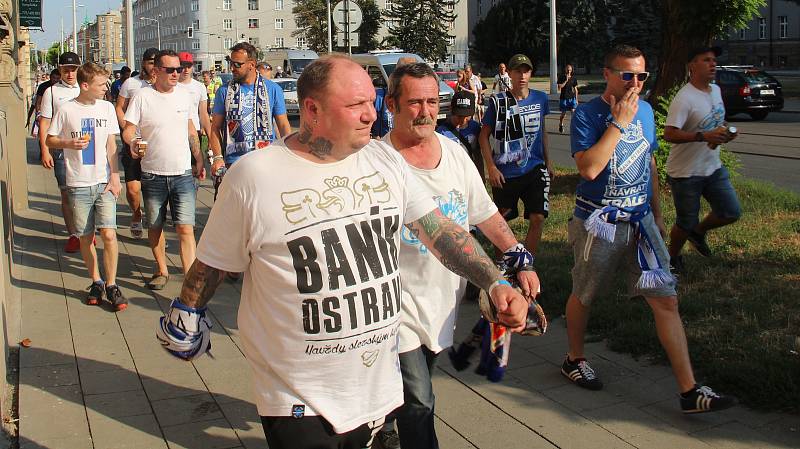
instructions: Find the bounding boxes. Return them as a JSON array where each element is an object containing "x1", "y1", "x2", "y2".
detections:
[
  {"x1": 561, "y1": 355, "x2": 603, "y2": 390},
  {"x1": 669, "y1": 254, "x2": 686, "y2": 274},
  {"x1": 106, "y1": 284, "x2": 128, "y2": 312},
  {"x1": 376, "y1": 428, "x2": 400, "y2": 449},
  {"x1": 559, "y1": 123, "x2": 564, "y2": 134},
  {"x1": 687, "y1": 230, "x2": 712, "y2": 257},
  {"x1": 680, "y1": 384, "x2": 737, "y2": 414},
  {"x1": 87, "y1": 281, "x2": 105, "y2": 306}
]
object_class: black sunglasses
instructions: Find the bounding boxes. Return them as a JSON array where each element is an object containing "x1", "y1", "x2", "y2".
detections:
[
  {"x1": 226, "y1": 56, "x2": 247, "y2": 68},
  {"x1": 608, "y1": 68, "x2": 649, "y2": 82},
  {"x1": 160, "y1": 66, "x2": 182, "y2": 74}
]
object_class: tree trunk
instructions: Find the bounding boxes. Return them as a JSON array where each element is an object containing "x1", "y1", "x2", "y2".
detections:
[{"x1": 651, "y1": 0, "x2": 712, "y2": 102}]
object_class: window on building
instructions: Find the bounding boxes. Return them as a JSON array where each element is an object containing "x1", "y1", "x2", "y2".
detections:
[
  {"x1": 738, "y1": 28, "x2": 746, "y2": 40},
  {"x1": 385, "y1": 0, "x2": 393, "y2": 10},
  {"x1": 223, "y1": 18, "x2": 233, "y2": 30},
  {"x1": 779, "y1": 16, "x2": 788, "y2": 38},
  {"x1": 249, "y1": 0, "x2": 259, "y2": 10},
  {"x1": 192, "y1": 41, "x2": 200, "y2": 50},
  {"x1": 223, "y1": 0, "x2": 232, "y2": 10},
  {"x1": 249, "y1": 37, "x2": 259, "y2": 46},
  {"x1": 193, "y1": 19, "x2": 200, "y2": 29},
  {"x1": 447, "y1": 36, "x2": 455, "y2": 46},
  {"x1": 191, "y1": 0, "x2": 198, "y2": 11},
  {"x1": 758, "y1": 17, "x2": 766, "y2": 39},
  {"x1": 275, "y1": 36, "x2": 284, "y2": 47},
  {"x1": 778, "y1": 55, "x2": 787, "y2": 66},
  {"x1": 224, "y1": 37, "x2": 234, "y2": 48},
  {"x1": 275, "y1": 0, "x2": 283, "y2": 9},
  {"x1": 249, "y1": 18, "x2": 259, "y2": 28},
  {"x1": 296, "y1": 36, "x2": 306, "y2": 48},
  {"x1": 275, "y1": 18, "x2": 283, "y2": 29}
]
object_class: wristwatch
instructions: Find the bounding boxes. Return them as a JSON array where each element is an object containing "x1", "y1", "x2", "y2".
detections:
[{"x1": 695, "y1": 131, "x2": 704, "y2": 142}]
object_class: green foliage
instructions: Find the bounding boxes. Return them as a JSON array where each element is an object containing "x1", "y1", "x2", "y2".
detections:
[
  {"x1": 292, "y1": 0, "x2": 381, "y2": 54},
  {"x1": 46, "y1": 42, "x2": 60, "y2": 67},
  {"x1": 470, "y1": 0, "x2": 549, "y2": 68},
  {"x1": 385, "y1": 0, "x2": 457, "y2": 62},
  {"x1": 651, "y1": 84, "x2": 741, "y2": 183},
  {"x1": 608, "y1": 0, "x2": 662, "y2": 69}
]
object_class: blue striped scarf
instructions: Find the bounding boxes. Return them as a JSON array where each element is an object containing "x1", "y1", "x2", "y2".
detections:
[{"x1": 223, "y1": 74, "x2": 273, "y2": 150}]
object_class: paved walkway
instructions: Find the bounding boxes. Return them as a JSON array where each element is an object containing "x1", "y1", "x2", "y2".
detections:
[{"x1": 14, "y1": 139, "x2": 800, "y2": 448}]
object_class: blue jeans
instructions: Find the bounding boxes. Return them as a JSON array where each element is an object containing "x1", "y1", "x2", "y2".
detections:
[
  {"x1": 140, "y1": 170, "x2": 197, "y2": 229},
  {"x1": 396, "y1": 346, "x2": 440, "y2": 449},
  {"x1": 667, "y1": 166, "x2": 742, "y2": 232},
  {"x1": 52, "y1": 150, "x2": 67, "y2": 190},
  {"x1": 66, "y1": 184, "x2": 117, "y2": 236}
]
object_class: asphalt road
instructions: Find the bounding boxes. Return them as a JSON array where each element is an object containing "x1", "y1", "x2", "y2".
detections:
[{"x1": 289, "y1": 109, "x2": 800, "y2": 193}]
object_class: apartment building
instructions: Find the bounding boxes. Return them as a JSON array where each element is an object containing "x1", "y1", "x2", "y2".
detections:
[{"x1": 716, "y1": 0, "x2": 800, "y2": 68}]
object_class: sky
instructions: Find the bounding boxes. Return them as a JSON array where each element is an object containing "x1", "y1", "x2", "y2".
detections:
[{"x1": 30, "y1": 0, "x2": 122, "y2": 50}]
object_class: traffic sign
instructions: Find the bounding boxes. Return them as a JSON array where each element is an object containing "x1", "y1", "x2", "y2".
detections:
[
  {"x1": 336, "y1": 32, "x2": 359, "y2": 48},
  {"x1": 332, "y1": 1, "x2": 363, "y2": 31}
]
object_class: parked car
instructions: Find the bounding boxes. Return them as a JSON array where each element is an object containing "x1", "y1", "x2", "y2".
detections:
[
  {"x1": 715, "y1": 66, "x2": 784, "y2": 120},
  {"x1": 351, "y1": 52, "x2": 453, "y2": 120},
  {"x1": 436, "y1": 71, "x2": 458, "y2": 90},
  {"x1": 273, "y1": 77, "x2": 299, "y2": 116}
]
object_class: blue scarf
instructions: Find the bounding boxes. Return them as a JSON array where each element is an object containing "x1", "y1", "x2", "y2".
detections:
[
  {"x1": 577, "y1": 197, "x2": 674, "y2": 289},
  {"x1": 223, "y1": 74, "x2": 273, "y2": 152}
]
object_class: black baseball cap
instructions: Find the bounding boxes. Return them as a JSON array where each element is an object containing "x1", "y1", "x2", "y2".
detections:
[
  {"x1": 451, "y1": 90, "x2": 476, "y2": 117},
  {"x1": 508, "y1": 54, "x2": 533, "y2": 71},
  {"x1": 142, "y1": 47, "x2": 159, "y2": 62},
  {"x1": 58, "y1": 52, "x2": 80, "y2": 67},
  {"x1": 688, "y1": 46, "x2": 722, "y2": 62}
]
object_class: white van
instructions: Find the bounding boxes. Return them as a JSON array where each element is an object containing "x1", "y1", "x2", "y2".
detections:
[
  {"x1": 350, "y1": 52, "x2": 454, "y2": 119},
  {"x1": 262, "y1": 49, "x2": 319, "y2": 78}
]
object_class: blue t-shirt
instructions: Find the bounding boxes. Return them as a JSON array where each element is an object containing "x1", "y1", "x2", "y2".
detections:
[
  {"x1": 371, "y1": 87, "x2": 393, "y2": 138},
  {"x1": 570, "y1": 96, "x2": 658, "y2": 219},
  {"x1": 436, "y1": 120, "x2": 481, "y2": 153},
  {"x1": 110, "y1": 79, "x2": 123, "y2": 100},
  {"x1": 212, "y1": 79, "x2": 287, "y2": 165},
  {"x1": 482, "y1": 89, "x2": 549, "y2": 179}
]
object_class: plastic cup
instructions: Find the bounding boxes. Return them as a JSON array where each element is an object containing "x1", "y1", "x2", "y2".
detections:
[{"x1": 138, "y1": 140, "x2": 148, "y2": 157}]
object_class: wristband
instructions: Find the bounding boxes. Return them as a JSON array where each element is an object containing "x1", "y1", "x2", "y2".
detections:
[
  {"x1": 695, "y1": 131, "x2": 704, "y2": 142},
  {"x1": 488, "y1": 279, "x2": 512, "y2": 297},
  {"x1": 211, "y1": 154, "x2": 224, "y2": 161},
  {"x1": 608, "y1": 120, "x2": 626, "y2": 134}
]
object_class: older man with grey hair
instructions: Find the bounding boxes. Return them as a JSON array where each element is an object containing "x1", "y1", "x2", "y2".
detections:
[{"x1": 155, "y1": 54, "x2": 529, "y2": 449}]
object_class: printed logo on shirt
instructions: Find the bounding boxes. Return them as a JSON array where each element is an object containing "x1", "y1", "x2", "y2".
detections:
[
  {"x1": 291, "y1": 404, "x2": 305, "y2": 418},
  {"x1": 282, "y1": 176, "x2": 402, "y2": 359},
  {"x1": 697, "y1": 104, "x2": 725, "y2": 131},
  {"x1": 401, "y1": 189, "x2": 467, "y2": 254},
  {"x1": 604, "y1": 119, "x2": 650, "y2": 209}
]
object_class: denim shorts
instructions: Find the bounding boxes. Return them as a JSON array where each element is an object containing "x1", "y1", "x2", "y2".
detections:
[
  {"x1": 667, "y1": 166, "x2": 742, "y2": 232},
  {"x1": 140, "y1": 170, "x2": 196, "y2": 228},
  {"x1": 559, "y1": 98, "x2": 577, "y2": 112},
  {"x1": 52, "y1": 150, "x2": 67, "y2": 190},
  {"x1": 568, "y1": 213, "x2": 677, "y2": 306},
  {"x1": 67, "y1": 183, "x2": 117, "y2": 236}
]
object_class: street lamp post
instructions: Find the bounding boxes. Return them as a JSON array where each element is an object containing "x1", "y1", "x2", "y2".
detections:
[
  {"x1": 549, "y1": 0, "x2": 558, "y2": 95},
  {"x1": 140, "y1": 16, "x2": 162, "y2": 49}
]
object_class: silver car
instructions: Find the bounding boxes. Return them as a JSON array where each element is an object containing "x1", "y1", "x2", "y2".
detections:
[{"x1": 274, "y1": 77, "x2": 299, "y2": 117}]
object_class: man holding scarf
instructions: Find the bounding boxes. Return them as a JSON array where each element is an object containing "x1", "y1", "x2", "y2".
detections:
[
  {"x1": 209, "y1": 42, "x2": 291, "y2": 178},
  {"x1": 564, "y1": 44, "x2": 735, "y2": 414}
]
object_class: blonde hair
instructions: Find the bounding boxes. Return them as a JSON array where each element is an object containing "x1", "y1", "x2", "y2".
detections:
[{"x1": 77, "y1": 62, "x2": 109, "y2": 85}]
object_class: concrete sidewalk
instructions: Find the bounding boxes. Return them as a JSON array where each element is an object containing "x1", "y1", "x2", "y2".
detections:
[{"x1": 14, "y1": 139, "x2": 800, "y2": 449}]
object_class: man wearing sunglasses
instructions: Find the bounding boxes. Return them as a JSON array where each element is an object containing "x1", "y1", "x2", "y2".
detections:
[
  {"x1": 208, "y1": 42, "x2": 291, "y2": 179},
  {"x1": 116, "y1": 47, "x2": 159, "y2": 239},
  {"x1": 663, "y1": 47, "x2": 740, "y2": 272},
  {"x1": 122, "y1": 50, "x2": 205, "y2": 291},
  {"x1": 177, "y1": 52, "x2": 212, "y2": 141},
  {"x1": 563, "y1": 44, "x2": 735, "y2": 414}
]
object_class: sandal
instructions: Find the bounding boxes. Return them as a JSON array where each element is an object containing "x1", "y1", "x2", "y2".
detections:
[{"x1": 147, "y1": 274, "x2": 169, "y2": 290}]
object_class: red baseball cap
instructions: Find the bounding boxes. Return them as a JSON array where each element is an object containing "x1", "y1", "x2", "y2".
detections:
[{"x1": 178, "y1": 52, "x2": 194, "y2": 64}]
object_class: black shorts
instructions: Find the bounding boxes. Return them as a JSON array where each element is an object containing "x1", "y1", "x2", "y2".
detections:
[
  {"x1": 491, "y1": 164, "x2": 550, "y2": 219},
  {"x1": 120, "y1": 142, "x2": 142, "y2": 182},
  {"x1": 260, "y1": 415, "x2": 383, "y2": 449}
]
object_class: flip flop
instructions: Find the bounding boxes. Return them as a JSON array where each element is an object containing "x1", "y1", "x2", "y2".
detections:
[{"x1": 147, "y1": 274, "x2": 169, "y2": 290}]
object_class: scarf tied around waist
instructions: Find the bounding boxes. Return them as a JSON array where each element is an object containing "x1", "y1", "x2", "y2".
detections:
[{"x1": 578, "y1": 197, "x2": 674, "y2": 290}]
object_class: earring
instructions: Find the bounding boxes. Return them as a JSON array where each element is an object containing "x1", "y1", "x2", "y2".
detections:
[{"x1": 313, "y1": 119, "x2": 318, "y2": 125}]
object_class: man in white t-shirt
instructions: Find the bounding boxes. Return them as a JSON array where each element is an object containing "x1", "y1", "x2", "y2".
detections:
[
  {"x1": 46, "y1": 63, "x2": 127, "y2": 311},
  {"x1": 465, "y1": 64, "x2": 485, "y2": 121},
  {"x1": 154, "y1": 55, "x2": 529, "y2": 449},
  {"x1": 663, "y1": 47, "x2": 741, "y2": 271},
  {"x1": 379, "y1": 62, "x2": 541, "y2": 449},
  {"x1": 123, "y1": 50, "x2": 205, "y2": 291},
  {"x1": 39, "y1": 52, "x2": 82, "y2": 253},
  {"x1": 177, "y1": 52, "x2": 211, "y2": 138},
  {"x1": 492, "y1": 62, "x2": 511, "y2": 94},
  {"x1": 116, "y1": 47, "x2": 158, "y2": 239}
]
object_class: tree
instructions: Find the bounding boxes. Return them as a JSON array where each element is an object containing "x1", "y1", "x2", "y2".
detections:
[
  {"x1": 652, "y1": 0, "x2": 764, "y2": 99},
  {"x1": 46, "y1": 42, "x2": 60, "y2": 67},
  {"x1": 384, "y1": 0, "x2": 457, "y2": 62},
  {"x1": 470, "y1": 0, "x2": 549, "y2": 69},
  {"x1": 607, "y1": 0, "x2": 662, "y2": 71},
  {"x1": 293, "y1": 0, "x2": 381, "y2": 54}
]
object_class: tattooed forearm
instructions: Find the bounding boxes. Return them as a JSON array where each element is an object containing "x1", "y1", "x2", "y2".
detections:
[
  {"x1": 179, "y1": 260, "x2": 226, "y2": 309},
  {"x1": 189, "y1": 133, "x2": 201, "y2": 160},
  {"x1": 297, "y1": 122, "x2": 333, "y2": 159},
  {"x1": 407, "y1": 209, "x2": 501, "y2": 291},
  {"x1": 476, "y1": 212, "x2": 520, "y2": 253}
]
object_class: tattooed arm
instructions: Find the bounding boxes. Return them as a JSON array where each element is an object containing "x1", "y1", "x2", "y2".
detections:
[
  {"x1": 178, "y1": 260, "x2": 226, "y2": 309},
  {"x1": 475, "y1": 212, "x2": 540, "y2": 298},
  {"x1": 189, "y1": 121, "x2": 205, "y2": 180},
  {"x1": 406, "y1": 209, "x2": 527, "y2": 327}
]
